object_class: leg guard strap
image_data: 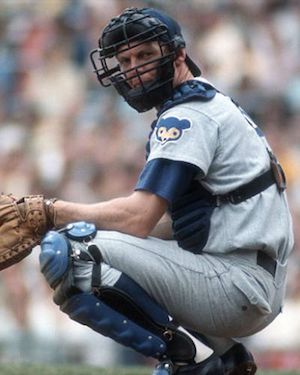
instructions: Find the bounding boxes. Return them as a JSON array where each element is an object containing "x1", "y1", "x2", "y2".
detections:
[{"x1": 61, "y1": 293, "x2": 167, "y2": 358}]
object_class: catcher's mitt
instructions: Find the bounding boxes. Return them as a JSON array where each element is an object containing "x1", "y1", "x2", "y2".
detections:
[{"x1": 0, "y1": 194, "x2": 56, "y2": 270}]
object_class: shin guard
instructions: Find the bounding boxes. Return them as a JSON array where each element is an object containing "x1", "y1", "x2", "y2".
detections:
[{"x1": 61, "y1": 292, "x2": 167, "y2": 358}]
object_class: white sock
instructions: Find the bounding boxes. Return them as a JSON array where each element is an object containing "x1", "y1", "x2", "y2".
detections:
[{"x1": 178, "y1": 327, "x2": 214, "y2": 362}]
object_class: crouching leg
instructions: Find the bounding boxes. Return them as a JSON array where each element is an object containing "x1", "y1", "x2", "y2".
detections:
[{"x1": 39, "y1": 222, "x2": 198, "y2": 367}]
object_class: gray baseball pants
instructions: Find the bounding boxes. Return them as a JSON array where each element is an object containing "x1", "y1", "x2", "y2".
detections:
[{"x1": 71, "y1": 230, "x2": 287, "y2": 352}]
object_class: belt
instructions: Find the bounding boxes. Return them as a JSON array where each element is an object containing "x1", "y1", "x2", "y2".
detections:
[{"x1": 257, "y1": 251, "x2": 277, "y2": 277}]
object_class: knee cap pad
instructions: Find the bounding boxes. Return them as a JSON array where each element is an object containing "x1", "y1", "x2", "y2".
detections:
[
  {"x1": 40, "y1": 221, "x2": 97, "y2": 289},
  {"x1": 40, "y1": 231, "x2": 71, "y2": 289}
]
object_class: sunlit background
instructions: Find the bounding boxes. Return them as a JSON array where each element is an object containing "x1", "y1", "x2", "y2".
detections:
[{"x1": 0, "y1": 0, "x2": 300, "y2": 371}]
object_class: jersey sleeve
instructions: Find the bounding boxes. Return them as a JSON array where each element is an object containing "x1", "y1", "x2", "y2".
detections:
[
  {"x1": 135, "y1": 158, "x2": 199, "y2": 203},
  {"x1": 147, "y1": 105, "x2": 219, "y2": 176}
]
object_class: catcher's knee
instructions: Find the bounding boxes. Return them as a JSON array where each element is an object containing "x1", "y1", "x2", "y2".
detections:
[
  {"x1": 40, "y1": 221, "x2": 100, "y2": 304},
  {"x1": 39, "y1": 231, "x2": 72, "y2": 289}
]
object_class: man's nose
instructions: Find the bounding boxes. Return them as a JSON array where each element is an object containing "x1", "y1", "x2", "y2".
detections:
[
  {"x1": 126, "y1": 57, "x2": 138, "y2": 75},
  {"x1": 126, "y1": 58, "x2": 145, "y2": 87},
  {"x1": 128, "y1": 56, "x2": 145, "y2": 74}
]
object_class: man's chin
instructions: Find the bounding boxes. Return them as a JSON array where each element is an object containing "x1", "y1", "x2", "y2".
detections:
[{"x1": 130, "y1": 79, "x2": 156, "y2": 91}]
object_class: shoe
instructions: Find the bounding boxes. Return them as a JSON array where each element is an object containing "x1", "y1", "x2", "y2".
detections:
[
  {"x1": 175, "y1": 355, "x2": 224, "y2": 374},
  {"x1": 221, "y1": 343, "x2": 257, "y2": 375},
  {"x1": 152, "y1": 355, "x2": 224, "y2": 375}
]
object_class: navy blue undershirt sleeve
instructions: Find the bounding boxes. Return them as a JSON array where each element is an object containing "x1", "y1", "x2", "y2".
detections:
[{"x1": 135, "y1": 158, "x2": 200, "y2": 204}]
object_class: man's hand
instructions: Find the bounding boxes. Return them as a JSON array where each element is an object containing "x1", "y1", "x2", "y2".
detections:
[{"x1": 0, "y1": 194, "x2": 56, "y2": 270}]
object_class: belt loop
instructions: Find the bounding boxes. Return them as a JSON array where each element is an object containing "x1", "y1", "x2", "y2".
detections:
[{"x1": 216, "y1": 195, "x2": 222, "y2": 207}]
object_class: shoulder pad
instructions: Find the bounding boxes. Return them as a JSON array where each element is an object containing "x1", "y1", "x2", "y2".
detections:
[{"x1": 158, "y1": 80, "x2": 217, "y2": 117}]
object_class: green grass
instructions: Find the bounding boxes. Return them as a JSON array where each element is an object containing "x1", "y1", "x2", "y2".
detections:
[
  {"x1": 0, "y1": 364, "x2": 299, "y2": 375},
  {"x1": 0, "y1": 365, "x2": 148, "y2": 375}
]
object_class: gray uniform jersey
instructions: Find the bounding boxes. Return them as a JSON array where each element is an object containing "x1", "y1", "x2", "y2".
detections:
[
  {"x1": 67, "y1": 78, "x2": 294, "y2": 340},
  {"x1": 147, "y1": 78, "x2": 294, "y2": 261}
]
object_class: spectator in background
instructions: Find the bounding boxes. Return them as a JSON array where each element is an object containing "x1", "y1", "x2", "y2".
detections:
[{"x1": 0, "y1": 0, "x2": 299, "y2": 369}]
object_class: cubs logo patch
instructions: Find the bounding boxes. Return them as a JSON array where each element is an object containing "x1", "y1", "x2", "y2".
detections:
[{"x1": 155, "y1": 117, "x2": 191, "y2": 144}]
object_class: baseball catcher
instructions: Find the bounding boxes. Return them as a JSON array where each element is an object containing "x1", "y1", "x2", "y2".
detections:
[{"x1": 2, "y1": 6, "x2": 294, "y2": 375}]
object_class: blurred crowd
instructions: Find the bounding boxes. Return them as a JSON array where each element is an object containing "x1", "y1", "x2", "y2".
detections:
[{"x1": 0, "y1": 0, "x2": 300, "y2": 370}]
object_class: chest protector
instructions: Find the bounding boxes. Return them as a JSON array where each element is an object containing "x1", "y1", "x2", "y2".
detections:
[{"x1": 146, "y1": 80, "x2": 285, "y2": 254}]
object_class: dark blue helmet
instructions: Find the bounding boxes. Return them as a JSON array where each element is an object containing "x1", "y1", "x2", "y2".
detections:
[{"x1": 90, "y1": 7, "x2": 201, "y2": 112}]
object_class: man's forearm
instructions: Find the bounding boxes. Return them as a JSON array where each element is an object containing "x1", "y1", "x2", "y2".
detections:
[
  {"x1": 53, "y1": 198, "x2": 145, "y2": 236},
  {"x1": 52, "y1": 192, "x2": 167, "y2": 238},
  {"x1": 53, "y1": 199, "x2": 116, "y2": 229}
]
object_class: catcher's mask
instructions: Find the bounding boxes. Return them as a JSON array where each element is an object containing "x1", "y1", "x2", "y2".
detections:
[{"x1": 90, "y1": 7, "x2": 201, "y2": 113}]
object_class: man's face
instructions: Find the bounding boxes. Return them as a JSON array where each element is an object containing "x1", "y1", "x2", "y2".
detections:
[{"x1": 116, "y1": 41, "x2": 163, "y2": 88}]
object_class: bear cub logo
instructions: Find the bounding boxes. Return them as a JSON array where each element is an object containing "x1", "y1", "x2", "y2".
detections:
[{"x1": 155, "y1": 117, "x2": 191, "y2": 145}]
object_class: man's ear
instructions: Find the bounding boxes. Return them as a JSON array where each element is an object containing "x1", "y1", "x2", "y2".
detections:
[{"x1": 174, "y1": 48, "x2": 186, "y2": 67}]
